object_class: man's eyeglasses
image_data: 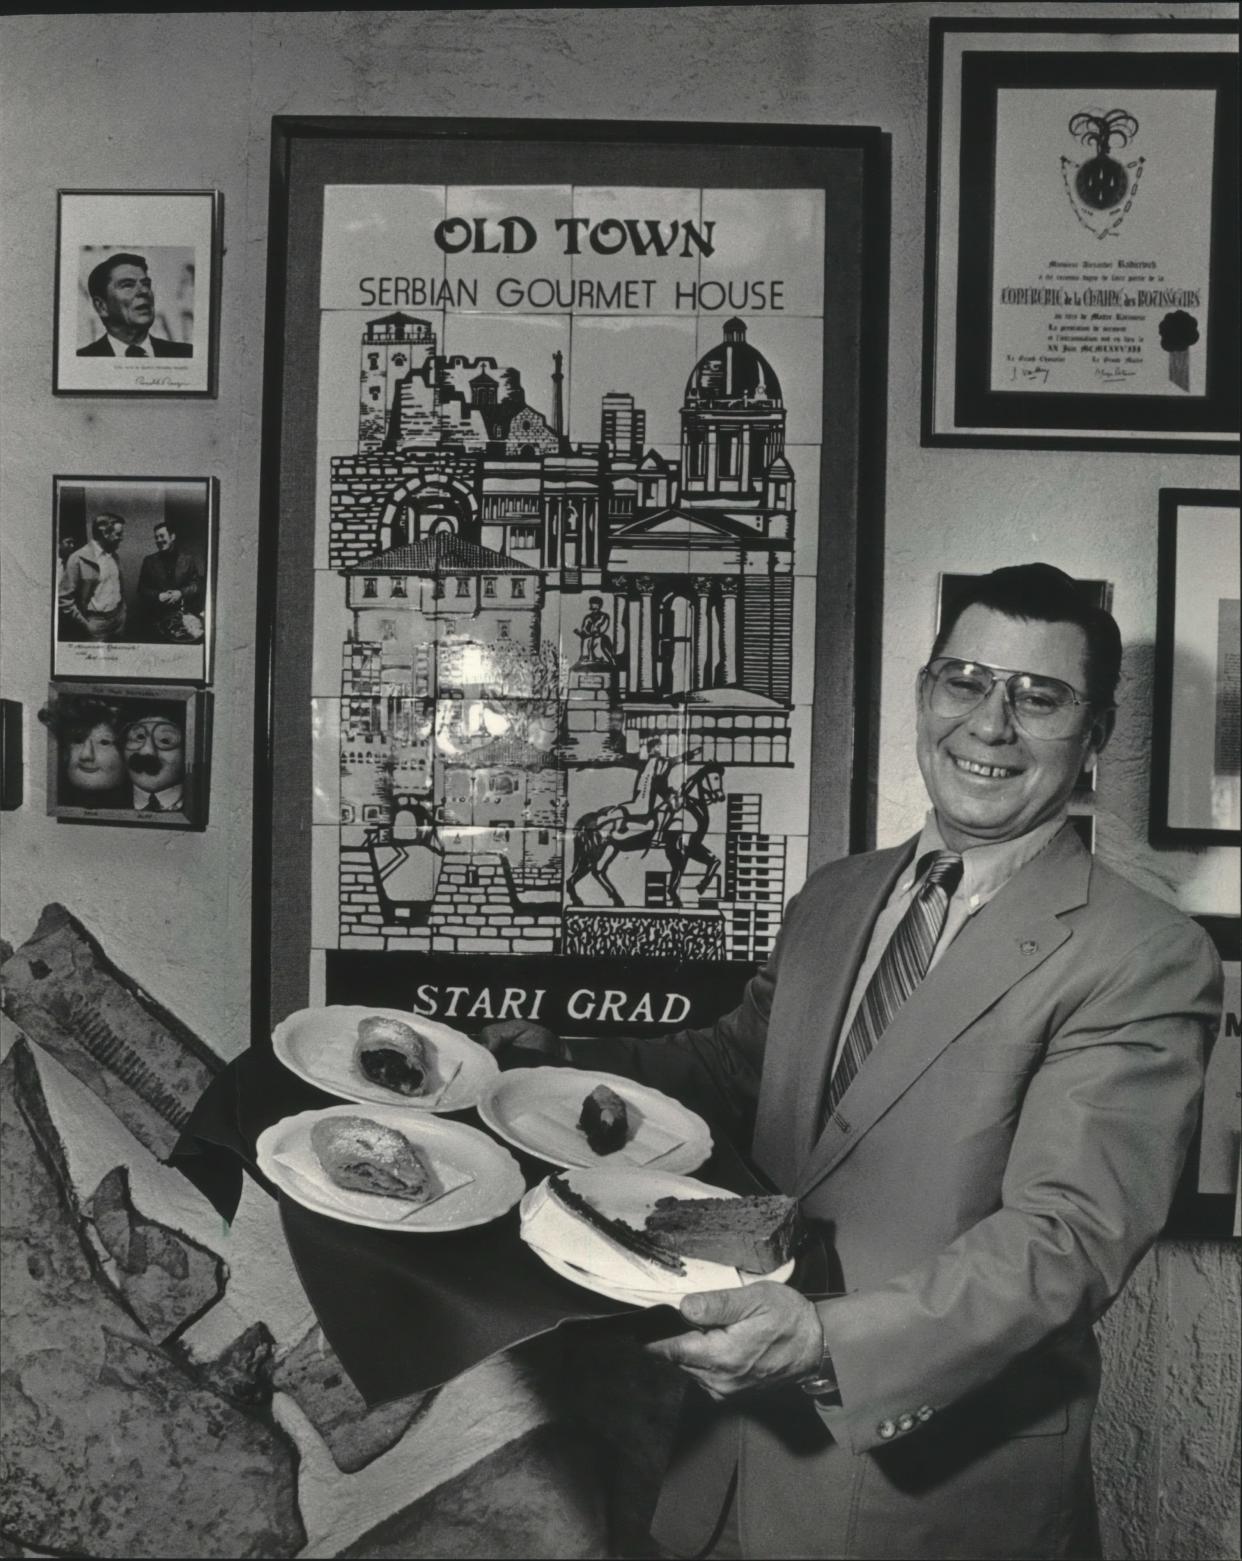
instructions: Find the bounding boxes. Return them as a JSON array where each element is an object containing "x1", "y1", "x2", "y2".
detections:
[
  {"x1": 920, "y1": 658, "x2": 1101, "y2": 740},
  {"x1": 123, "y1": 720, "x2": 182, "y2": 751}
]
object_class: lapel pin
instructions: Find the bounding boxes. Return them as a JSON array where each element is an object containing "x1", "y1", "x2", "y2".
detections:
[{"x1": 1019, "y1": 939, "x2": 1039, "y2": 955}]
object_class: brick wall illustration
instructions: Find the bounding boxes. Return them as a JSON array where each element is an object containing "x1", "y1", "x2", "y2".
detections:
[{"x1": 327, "y1": 306, "x2": 807, "y2": 959}]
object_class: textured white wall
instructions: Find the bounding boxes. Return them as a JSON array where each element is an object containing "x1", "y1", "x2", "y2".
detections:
[{"x1": 1, "y1": 8, "x2": 1237, "y2": 1557}]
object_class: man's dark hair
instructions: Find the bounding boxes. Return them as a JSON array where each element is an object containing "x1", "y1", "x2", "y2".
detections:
[
  {"x1": 86, "y1": 252, "x2": 148, "y2": 303},
  {"x1": 91, "y1": 511, "x2": 125, "y2": 541},
  {"x1": 37, "y1": 693, "x2": 121, "y2": 744},
  {"x1": 931, "y1": 563, "x2": 1122, "y2": 707}
]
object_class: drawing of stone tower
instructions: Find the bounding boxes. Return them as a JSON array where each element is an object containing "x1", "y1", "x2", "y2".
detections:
[{"x1": 357, "y1": 313, "x2": 438, "y2": 450}]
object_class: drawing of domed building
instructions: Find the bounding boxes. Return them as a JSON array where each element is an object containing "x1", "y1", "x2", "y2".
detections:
[{"x1": 329, "y1": 311, "x2": 795, "y2": 954}]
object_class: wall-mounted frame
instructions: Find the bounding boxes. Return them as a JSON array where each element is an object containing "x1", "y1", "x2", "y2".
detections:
[
  {"x1": 40, "y1": 681, "x2": 210, "y2": 829},
  {"x1": 936, "y1": 571, "x2": 1112, "y2": 795},
  {"x1": 54, "y1": 189, "x2": 221, "y2": 397},
  {"x1": 0, "y1": 699, "x2": 22, "y2": 811},
  {"x1": 53, "y1": 476, "x2": 216, "y2": 684},
  {"x1": 1166, "y1": 915, "x2": 1240, "y2": 1239},
  {"x1": 923, "y1": 20, "x2": 1239, "y2": 452},
  {"x1": 252, "y1": 117, "x2": 890, "y2": 1046},
  {"x1": 1150, "y1": 488, "x2": 1240, "y2": 847}
]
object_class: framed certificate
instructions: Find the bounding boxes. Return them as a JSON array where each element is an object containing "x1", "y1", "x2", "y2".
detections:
[
  {"x1": 923, "y1": 20, "x2": 1239, "y2": 450},
  {"x1": 251, "y1": 117, "x2": 889, "y2": 1046}
]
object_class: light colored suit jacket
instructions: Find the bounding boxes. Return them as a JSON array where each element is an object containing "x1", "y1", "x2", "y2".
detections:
[{"x1": 585, "y1": 827, "x2": 1221, "y2": 1560}]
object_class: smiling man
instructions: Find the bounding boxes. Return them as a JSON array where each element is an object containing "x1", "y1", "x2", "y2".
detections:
[
  {"x1": 77, "y1": 252, "x2": 193, "y2": 358},
  {"x1": 484, "y1": 564, "x2": 1221, "y2": 1560}
]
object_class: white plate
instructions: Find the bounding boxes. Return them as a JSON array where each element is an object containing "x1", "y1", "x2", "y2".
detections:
[
  {"x1": 519, "y1": 1166, "x2": 796, "y2": 1308},
  {"x1": 257, "y1": 1103, "x2": 525, "y2": 1232},
  {"x1": 477, "y1": 1067, "x2": 712, "y2": 1173},
  {"x1": 273, "y1": 1005, "x2": 499, "y2": 1112}
]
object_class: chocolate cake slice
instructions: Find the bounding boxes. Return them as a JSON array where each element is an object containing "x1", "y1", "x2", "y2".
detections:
[
  {"x1": 577, "y1": 1083, "x2": 630, "y2": 1155},
  {"x1": 643, "y1": 1194, "x2": 803, "y2": 1274}
]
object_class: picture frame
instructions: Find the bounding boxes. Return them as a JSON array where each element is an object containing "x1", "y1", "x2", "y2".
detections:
[
  {"x1": 251, "y1": 116, "x2": 890, "y2": 1045},
  {"x1": 54, "y1": 189, "x2": 222, "y2": 397},
  {"x1": 52, "y1": 475, "x2": 216, "y2": 684},
  {"x1": 935, "y1": 571, "x2": 1112, "y2": 794},
  {"x1": 1150, "y1": 489, "x2": 1241, "y2": 846},
  {"x1": 1165, "y1": 915, "x2": 1240, "y2": 1240},
  {"x1": 40, "y1": 681, "x2": 210, "y2": 830},
  {"x1": 923, "y1": 20, "x2": 1239, "y2": 451}
]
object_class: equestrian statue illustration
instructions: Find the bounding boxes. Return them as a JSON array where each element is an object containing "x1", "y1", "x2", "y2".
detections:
[{"x1": 567, "y1": 740, "x2": 726, "y2": 908}]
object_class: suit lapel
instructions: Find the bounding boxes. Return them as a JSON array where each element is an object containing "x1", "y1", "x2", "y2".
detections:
[
  {"x1": 788, "y1": 842, "x2": 915, "y2": 1170},
  {"x1": 794, "y1": 825, "x2": 1091, "y2": 1199},
  {"x1": 752, "y1": 842, "x2": 914, "y2": 1188}
]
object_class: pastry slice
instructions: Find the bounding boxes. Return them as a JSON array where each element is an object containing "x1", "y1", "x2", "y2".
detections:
[
  {"x1": 355, "y1": 1014, "x2": 434, "y2": 1096},
  {"x1": 577, "y1": 1083, "x2": 630, "y2": 1155},
  {"x1": 642, "y1": 1193, "x2": 803, "y2": 1274},
  {"x1": 311, "y1": 1116, "x2": 439, "y2": 1204}
]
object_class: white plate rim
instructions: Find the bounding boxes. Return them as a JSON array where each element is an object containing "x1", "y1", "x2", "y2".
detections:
[
  {"x1": 517, "y1": 1167, "x2": 795, "y2": 1305},
  {"x1": 476, "y1": 1066, "x2": 713, "y2": 1171},
  {"x1": 257, "y1": 1102, "x2": 525, "y2": 1232},
  {"x1": 272, "y1": 1004, "x2": 500, "y2": 1112}
]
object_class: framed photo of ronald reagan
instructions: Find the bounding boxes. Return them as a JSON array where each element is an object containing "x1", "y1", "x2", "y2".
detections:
[
  {"x1": 40, "y1": 681, "x2": 211, "y2": 830},
  {"x1": 54, "y1": 190, "x2": 221, "y2": 396},
  {"x1": 52, "y1": 475, "x2": 216, "y2": 685},
  {"x1": 250, "y1": 116, "x2": 889, "y2": 1047},
  {"x1": 1150, "y1": 489, "x2": 1241, "y2": 847},
  {"x1": 923, "y1": 20, "x2": 1239, "y2": 451}
]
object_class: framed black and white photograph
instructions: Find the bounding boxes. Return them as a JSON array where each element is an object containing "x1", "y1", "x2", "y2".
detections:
[
  {"x1": 937, "y1": 571, "x2": 1112, "y2": 794},
  {"x1": 40, "y1": 680, "x2": 210, "y2": 829},
  {"x1": 1167, "y1": 916, "x2": 1240, "y2": 1239},
  {"x1": 53, "y1": 475, "x2": 216, "y2": 684},
  {"x1": 1151, "y1": 489, "x2": 1241, "y2": 847},
  {"x1": 54, "y1": 189, "x2": 221, "y2": 396},
  {"x1": 923, "y1": 20, "x2": 1239, "y2": 451}
]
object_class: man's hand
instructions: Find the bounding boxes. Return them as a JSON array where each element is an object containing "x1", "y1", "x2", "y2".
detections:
[
  {"x1": 478, "y1": 1018, "x2": 571, "y2": 1067},
  {"x1": 646, "y1": 1283, "x2": 823, "y2": 1401}
]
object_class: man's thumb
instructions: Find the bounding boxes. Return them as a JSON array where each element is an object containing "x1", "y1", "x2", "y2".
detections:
[{"x1": 680, "y1": 1289, "x2": 746, "y2": 1327}]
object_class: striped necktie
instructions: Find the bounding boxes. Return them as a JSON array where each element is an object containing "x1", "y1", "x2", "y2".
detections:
[{"x1": 823, "y1": 850, "x2": 963, "y2": 1121}]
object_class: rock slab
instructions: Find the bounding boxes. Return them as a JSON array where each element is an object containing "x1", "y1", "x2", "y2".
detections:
[
  {"x1": 0, "y1": 904, "x2": 220, "y2": 1160},
  {"x1": 0, "y1": 1038, "x2": 305, "y2": 1558}
]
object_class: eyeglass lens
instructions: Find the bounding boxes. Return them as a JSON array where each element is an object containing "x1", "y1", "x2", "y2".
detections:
[{"x1": 124, "y1": 722, "x2": 181, "y2": 749}]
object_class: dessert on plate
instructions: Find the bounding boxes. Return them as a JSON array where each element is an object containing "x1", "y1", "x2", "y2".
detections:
[
  {"x1": 577, "y1": 1083, "x2": 630, "y2": 1155},
  {"x1": 546, "y1": 1173, "x2": 803, "y2": 1276},
  {"x1": 354, "y1": 1014, "x2": 435, "y2": 1097},
  {"x1": 311, "y1": 1115, "x2": 440, "y2": 1204},
  {"x1": 643, "y1": 1193, "x2": 803, "y2": 1274}
]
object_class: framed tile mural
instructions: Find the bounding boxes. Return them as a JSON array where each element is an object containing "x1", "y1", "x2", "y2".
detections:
[{"x1": 255, "y1": 118, "x2": 889, "y2": 1047}]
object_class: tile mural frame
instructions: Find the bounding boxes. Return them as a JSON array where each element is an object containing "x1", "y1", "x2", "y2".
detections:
[{"x1": 253, "y1": 117, "x2": 891, "y2": 1048}]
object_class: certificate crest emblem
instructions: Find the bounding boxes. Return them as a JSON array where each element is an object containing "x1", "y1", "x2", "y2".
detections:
[{"x1": 1060, "y1": 109, "x2": 1145, "y2": 239}]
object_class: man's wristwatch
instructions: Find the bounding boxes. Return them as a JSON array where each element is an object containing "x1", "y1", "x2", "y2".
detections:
[{"x1": 798, "y1": 1340, "x2": 840, "y2": 1403}]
